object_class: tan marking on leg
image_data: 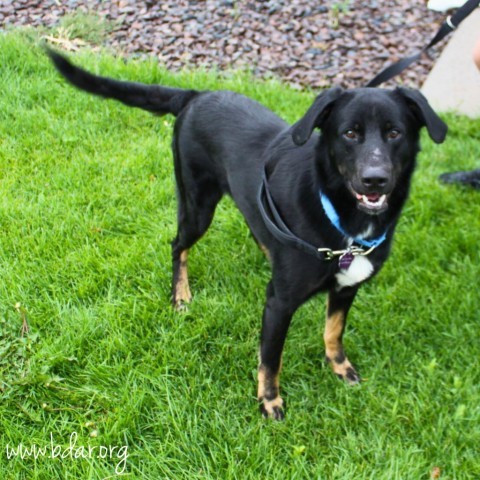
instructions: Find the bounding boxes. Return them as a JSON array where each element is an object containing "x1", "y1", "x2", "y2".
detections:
[
  {"x1": 324, "y1": 309, "x2": 345, "y2": 361},
  {"x1": 257, "y1": 365, "x2": 266, "y2": 400},
  {"x1": 257, "y1": 359, "x2": 282, "y2": 398},
  {"x1": 257, "y1": 361, "x2": 284, "y2": 419},
  {"x1": 324, "y1": 303, "x2": 360, "y2": 384},
  {"x1": 257, "y1": 363, "x2": 280, "y2": 399},
  {"x1": 259, "y1": 244, "x2": 271, "y2": 261},
  {"x1": 174, "y1": 250, "x2": 192, "y2": 310}
]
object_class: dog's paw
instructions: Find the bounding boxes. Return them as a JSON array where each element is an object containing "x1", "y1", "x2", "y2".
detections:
[
  {"x1": 337, "y1": 365, "x2": 361, "y2": 385},
  {"x1": 173, "y1": 295, "x2": 192, "y2": 312},
  {"x1": 326, "y1": 356, "x2": 361, "y2": 385},
  {"x1": 173, "y1": 300, "x2": 190, "y2": 312},
  {"x1": 172, "y1": 285, "x2": 192, "y2": 311},
  {"x1": 259, "y1": 396, "x2": 285, "y2": 421}
]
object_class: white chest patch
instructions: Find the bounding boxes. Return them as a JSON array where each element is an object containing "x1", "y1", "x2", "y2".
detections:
[{"x1": 335, "y1": 255, "x2": 374, "y2": 288}]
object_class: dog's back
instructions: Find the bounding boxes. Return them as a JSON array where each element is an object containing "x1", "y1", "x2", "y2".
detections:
[{"x1": 175, "y1": 90, "x2": 287, "y2": 192}]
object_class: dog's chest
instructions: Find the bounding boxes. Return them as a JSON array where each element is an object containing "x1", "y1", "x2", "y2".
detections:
[{"x1": 335, "y1": 255, "x2": 374, "y2": 288}]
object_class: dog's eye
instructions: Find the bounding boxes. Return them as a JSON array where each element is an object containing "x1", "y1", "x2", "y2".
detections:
[
  {"x1": 387, "y1": 129, "x2": 401, "y2": 140},
  {"x1": 343, "y1": 129, "x2": 358, "y2": 140}
]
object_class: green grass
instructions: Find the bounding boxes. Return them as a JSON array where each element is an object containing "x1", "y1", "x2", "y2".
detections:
[{"x1": 1, "y1": 30, "x2": 479, "y2": 479}]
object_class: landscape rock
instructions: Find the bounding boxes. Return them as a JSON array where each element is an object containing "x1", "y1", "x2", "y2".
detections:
[{"x1": 0, "y1": 0, "x2": 446, "y2": 89}]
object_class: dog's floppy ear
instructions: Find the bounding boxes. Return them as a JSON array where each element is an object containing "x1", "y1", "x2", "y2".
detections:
[
  {"x1": 291, "y1": 87, "x2": 344, "y2": 146},
  {"x1": 396, "y1": 87, "x2": 447, "y2": 144}
]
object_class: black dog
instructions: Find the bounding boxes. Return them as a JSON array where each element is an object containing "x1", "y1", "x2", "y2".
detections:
[{"x1": 48, "y1": 50, "x2": 447, "y2": 420}]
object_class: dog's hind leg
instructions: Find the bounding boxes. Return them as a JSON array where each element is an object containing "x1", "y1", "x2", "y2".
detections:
[
  {"x1": 171, "y1": 190, "x2": 221, "y2": 309},
  {"x1": 324, "y1": 288, "x2": 361, "y2": 384},
  {"x1": 171, "y1": 150, "x2": 223, "y2": 310}
]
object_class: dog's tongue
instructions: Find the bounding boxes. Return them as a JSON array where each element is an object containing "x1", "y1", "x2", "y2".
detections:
[{"x1": 365, "y1": 193, "x2": 381, "y2": 202}]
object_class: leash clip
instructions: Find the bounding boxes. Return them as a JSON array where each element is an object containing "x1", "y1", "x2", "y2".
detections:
[
  {"x1": 318, "y1": 244, "x2": 377, "y2": 261},
  {"x1": 318, "y1": 248, "x2": 345, "y2": 260},
  {"x1": 351, "y1": 245, "x2": 376, "y2": 256}
]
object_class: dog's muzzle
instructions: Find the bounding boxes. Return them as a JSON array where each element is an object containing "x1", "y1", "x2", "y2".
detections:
[{"x1": 350, "y1": 165, "x2": 392, "y2": 214}]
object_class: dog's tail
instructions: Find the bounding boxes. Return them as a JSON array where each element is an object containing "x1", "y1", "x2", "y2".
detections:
[{"x1": 46, "y1": 48, "x2": 199, "y2": 117}]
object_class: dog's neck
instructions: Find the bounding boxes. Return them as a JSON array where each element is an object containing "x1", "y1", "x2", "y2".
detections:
[{"x1": 318, "y1": 190, "x2": 389, "y2": 248}]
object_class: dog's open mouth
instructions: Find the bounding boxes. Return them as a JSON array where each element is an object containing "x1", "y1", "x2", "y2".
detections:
[{"x1": 353, "y1": 191, "x2": 388, "y2": 213}]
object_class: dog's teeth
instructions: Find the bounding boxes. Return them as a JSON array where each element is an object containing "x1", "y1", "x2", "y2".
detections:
[{"x1": 361, "y1": 194, "x2": 386, "y2": 207}]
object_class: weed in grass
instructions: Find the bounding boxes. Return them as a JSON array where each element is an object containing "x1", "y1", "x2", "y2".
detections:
[{"x1": 41, "y1": 10, "x2": 117, "y2": 51}]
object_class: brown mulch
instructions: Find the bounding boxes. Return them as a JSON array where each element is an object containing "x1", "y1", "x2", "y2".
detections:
[{"x1": 1, "y1": 0, "x2": 447, "y2": 89}]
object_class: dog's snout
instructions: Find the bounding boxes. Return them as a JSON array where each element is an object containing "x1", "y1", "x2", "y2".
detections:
[{"x1": 361, "y1": 167, "x2": 389, "y2": 191}]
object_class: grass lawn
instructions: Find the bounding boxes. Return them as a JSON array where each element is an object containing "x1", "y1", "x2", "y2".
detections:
[{"x1": 0, "y1": 30, "x2": 479, "y2": 479}]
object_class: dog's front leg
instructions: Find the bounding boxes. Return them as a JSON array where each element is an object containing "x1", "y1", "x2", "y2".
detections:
[
  {"x1": 257, "y1": 282, "x2": 294, "y2": 420},
  {"x1": 324, "y1": 287, "x2": 361, "y2": 384}
]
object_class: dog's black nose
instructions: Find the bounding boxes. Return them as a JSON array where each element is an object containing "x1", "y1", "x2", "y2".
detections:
[{"x1": 361, "y1": 167, "x2": 389, "y2": 190}]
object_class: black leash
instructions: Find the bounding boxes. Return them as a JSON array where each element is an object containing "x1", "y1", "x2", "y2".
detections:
[
  {"x1": 366, "y1": 0, "x2": 480, "y2": 87},
  {"x1": 257, "y1": 169, "x2": 328, "y2": 261}
]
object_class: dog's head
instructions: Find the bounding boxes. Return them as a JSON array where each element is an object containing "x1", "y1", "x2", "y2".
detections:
[{"x1": 291, "y1": 87, "x2": 447, "y2": 215}]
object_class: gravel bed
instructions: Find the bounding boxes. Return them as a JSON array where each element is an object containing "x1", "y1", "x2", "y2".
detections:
[{"x1": 1, "y1": 0, "x2": 447, "y2": 89}]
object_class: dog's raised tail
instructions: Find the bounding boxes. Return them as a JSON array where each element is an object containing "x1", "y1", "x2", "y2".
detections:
[{"x1": 47, "y1": 48, "x2": 199, "y2": 117}]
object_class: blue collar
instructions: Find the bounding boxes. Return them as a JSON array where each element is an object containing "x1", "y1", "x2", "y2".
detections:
[{"x1": 319, "y1": 192, "x2": 388, "y2": 248}]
